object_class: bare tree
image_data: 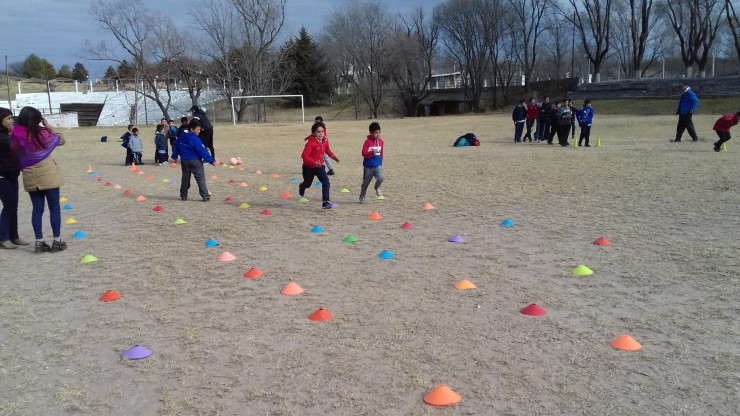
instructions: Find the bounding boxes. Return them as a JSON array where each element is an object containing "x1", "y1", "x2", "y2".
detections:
[
  {"x1": 566, "y1": 0, "x2": 613, "y2": 83},
  {"x1": 325, "y1": 1, "x2": 398, "y2": 119},
  {"x1": 725, "y1": 0, "x2": 740, "y2": 64},
  {"x1": 664, "y1": 0, "x2": 727, "y2": 77},
  {"x1": 392, "y1": 8, "x2": 439, "y2": 117},
  {"x1": 540, "y1": 15, "x2": 571, "y2": 80},
  {"x1": 87, "y1": 0, "x2": 184, "y2": 122},
  {"x1": 507, "y1": 0, "x2": 551, "y2": 91}
]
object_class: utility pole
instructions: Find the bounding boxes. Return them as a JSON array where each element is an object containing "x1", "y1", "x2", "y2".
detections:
[
  {"x1": 44, "y1": 63, "x2": 52, "y2": 114},
  {"x1": 4, "y1": 55, "x2": 12, "y2": 115},
  {"x1": 571, "y1": 11, "x2": 575, "y2": 80}
]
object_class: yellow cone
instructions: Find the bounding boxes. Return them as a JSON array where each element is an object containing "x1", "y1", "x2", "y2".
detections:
[
  {"x1": 80, "y1": 254, "x2": 98, "y2": 264},
  {"x1": 65, "y1": 218, "x2": 78, "y2": 224},
  {"x1": 572, "y1": 138, "x2": 578, "y2": 148},
  {"x1": 238, "y1": 202, "x2": 250, "y2": 209},
  {"x1": 721, "y1": 142, "x2": 727, "y2": 152},
  {"x1": 595, "y1": 136, "x2": 601, "y2": 147}
]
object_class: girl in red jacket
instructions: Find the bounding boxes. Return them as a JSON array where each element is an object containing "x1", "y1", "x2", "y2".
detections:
[
  {"x1": 299, "y1": 121, "x2": 340, "y2": 209},
  {"x1": 713, "y1": 111, "x2": 740, "y2": 152}
]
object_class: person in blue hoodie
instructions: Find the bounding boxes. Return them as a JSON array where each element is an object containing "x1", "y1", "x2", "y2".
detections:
[
  {"x1": 171, "y1": 119, "x2": 215, "y2": 201},
  {"x1": 359, "y1": 122, "x2": 384, "y2": 203},
  {"x1": 576, "y1": 99, "x2": 595, "y2": 147},
  {"x1": 673, "y1": 81, "x2": 699, "y2": 142},
  {"x1": 512, "y1": 99, "x2": 526, "y2": 143}
]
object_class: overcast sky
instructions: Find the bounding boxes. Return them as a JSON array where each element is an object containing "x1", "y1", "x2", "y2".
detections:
[{"x1": 2, "y1": 0, "x2": 442, "y2": 78}]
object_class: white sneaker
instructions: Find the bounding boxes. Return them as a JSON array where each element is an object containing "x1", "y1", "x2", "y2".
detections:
[{"x1": 375, "y1": 188, "x2": 382, "y2": 197}]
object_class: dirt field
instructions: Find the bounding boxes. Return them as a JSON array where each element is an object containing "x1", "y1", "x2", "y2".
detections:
[{"x1": 1, "y1": 114, "x2": 738, "y2": 416}]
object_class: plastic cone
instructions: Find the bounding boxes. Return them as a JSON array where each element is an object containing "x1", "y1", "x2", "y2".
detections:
[
  {"x1": 340, "y1": 187, "x2": 350, "y2": 193},
  {"x1": 500, "y1": 218, "x2": 515, "y2": 227},
  {"x1": 135, "y1": 195, "x2": 146, "y2": 202},
  {"x1": 610, "y1": 334, "x2": 642, "y2": 351},
  {"x1": 228, "y1": 179, "x2": 236, "y2": 183},
  {"x1": 261, "y1": 209, "x2": 272, "y2": 215},
  {"x1": 280, "y1": 281, "x2": 304, "y2": 296},
  {"x1": 87, "y1": 165, "x2": 92, "y2": 171},
  {"x1": 423, "y1": 202, "x2": 435, "y2": 210},
  {"x1": 129, "y1": 162, "x2": 136, "y2": 171},
  {"x1": 104, "y1": 181, "x2": 112, "y2": 186},
  {"x1": 378, "y1": 249, "x2": 394, "y2": 259},
  {"x1": 72, "y1": 230, "x2": 87, "y2": 238},
  {"x1": 572, "y1": 138, "x2": 578, "y2": 148},
  {"x1": 65, "y1": 218, "x2": 77, "y2": 224},
  {"x1": 239, "y1": 181, "x2": 248, "y2": 187},
  {"x1": 97, "y1": 177, "x2": 103, "y2": 182},
  {"x1": 330, "y1": 202, "x2": 339, "y2": 208},
  {"x1": 369, "y1": 212, "x2": 382, "y2": 220},
  {"x1": 375, "y1": 195, "x2": 386, "y2": 200},
  {"x1": 316, "y1": 181, "x2": 322, "y2": 187},
  {"x1": 238, "y1": 202, "x2": 250, "y2": 209},
  {"x1": 298, "y1": 197, "x2": 309, "y2": 203},
  {"x1": 145, "y1": 174, "x2": 154, "y2": 179},
  {"x1": 136, "y1": 170, "x2": 144, "y2": 175},
  {"x1": 122, "y1": 345, "x2": 152, "y2": 360},
  {"x1": 170, "y1": 162, "x2": 177, "y2": 168},
  {"x1": 174, "y1": 218, "x2": 187, "y2": 225},
  {"x1": 224, "y1": 196, "x2": 234, "y2": 202},
  {"x1": 595, "y1": 136, "x2": 601, "y2": 147},
  {"x1": 520, "y1": 303, "x2": 547, "y2": 316},
  {"x1": 238, "y1": 167, "x2": 245, "y2": 171},
  {"x1": 721, "y1": 142, "x2": 727, "y2": 152},
  {"x1": 80, "y1": 254, "x2": 98, "y2": 263},
  {"x1": 423, "y1": 384, "x2": 462, "y2": 407},
  {"x1": 400, "y1": 221, "x2": 414, "y2": 229},
  {"x1": 211, "y1": 175, "x2": 218, "y2": 180},
  {"x1": 308, "y1": 308, "x2": 332, "y2": 321},
  {"x1": 243, "y1": 267, "x2": 263, "y2": 278},
  {"x1": 161, "y1": 179, "x2": 169, "y2": 183},
  {"x1": 99, "y1": 290, "x2": 121, "y2": 302},
  {"x1": 59, "y1": 196, "x2": 68, "y2": 202},
  {"x1": 271, "y1": 173, "x2": 280, "y2": 179},
  {"x1": 218, "y1": 251, "x2": 236, "y2": 262},
  {"x1": 448, "y1": 234, "x2": 464, "y2": 243},
  {"x1": 153, "y1": 205, "x2": 164, "y2": 211},
  {"x1": 63, "y1": 204, "x2": 73, "y2": 210},
  {"x1": 310, "y1": 225, "x2": 325, "y2": 233},
  {"x1": 259, "y1": 185, "x2": 268, "y2": 191},
  {"x1": 113, "y1": 184, "x2": 122, "y2": 189},
  {"x1": 204, "y1": 238, "x2": 219, "y2": 247},
  {"x1": 281, "y1": 191, "x2": 292, "y2": 198},
  {"x1": 123, "y1": 188, "x2": 133, "y2": 195},
  {"x1": 572, "y1": 264, "x2": 593, "y2": 275},
  {"x1": 290, "y1": 177, "x2": 297, "y2": 182},
  {"x1": 343, "y1": 234, "x2": 358, "y2": 243},
  {"x1": 255, "y1": 169, "x2": 262, "y2": 174},
  {"x1": 593, "y1": 236, "x2": 611, "y2": 246},
  {"x1": 454, "y1": 279, "x2": 476, "y2": 289},
  {"x1": 168, "y1": 180, "x2": 176, "y2": 185}
]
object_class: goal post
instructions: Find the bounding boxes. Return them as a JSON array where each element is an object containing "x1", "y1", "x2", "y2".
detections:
[{"x1": 230, "y1": 95, "x2": 305, "y2": 125}]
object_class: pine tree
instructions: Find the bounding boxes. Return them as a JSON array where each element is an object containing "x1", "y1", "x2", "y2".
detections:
[
  {"x1": 284, "y1": 27, "x2": 334, "y2": 105},
  {"x1": 58, "y1": 64, "x2": 73, "y2": 79},
  {"x1": 71, "y1": 62, "x2": 89, "y2": 82}
]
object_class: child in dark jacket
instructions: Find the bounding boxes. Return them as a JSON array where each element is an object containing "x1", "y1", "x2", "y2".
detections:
[
  {"x1": 171, "y1": 119, "x2": 215, "y2": 201},
  {"x1": 712, "y1": 111, "x2": 740, "y2": 152},
  {"x1": 359, "y1": 122, "x2": 385, "y2": 203},
  {"x1": 120, "y1": 124, "x2": 134, "y2": 165},
  {"x1": 154, "y1": 124, "x2": 169, "y2": 164},
  {"x1": 512, "y1": 99, "x2": 527, "y2": 142}
]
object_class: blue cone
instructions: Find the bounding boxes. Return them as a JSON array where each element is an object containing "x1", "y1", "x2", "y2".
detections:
[
  {"x1": 500, "y1": 218, "x2": 515, "y2": 227},
  {"x1": 204, "y1": 238, "x2": 220, "y2": 247},
  {"x1": 63, "y1": 204, "x2": 73, "y2": 210},
  {"x1": 289, "y1": 177, "x2": 298, "y2": 183},
  {"x1": 72, "y1": 230, "x2": 87, "y2": 238},
  {"x1": 378, "y1": 249, "x2": 394, "y2": 259},
  {"x1": 310, "y1": 225, "x2": 325, "y2": 233},
  {"x1": 316, "y1": 181, "x2": 322, "y2": 187}
]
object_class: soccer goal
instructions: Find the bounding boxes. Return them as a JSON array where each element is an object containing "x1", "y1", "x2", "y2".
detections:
[{"x1": 230, "y1": 95, "x2": 305, "y2": 125}]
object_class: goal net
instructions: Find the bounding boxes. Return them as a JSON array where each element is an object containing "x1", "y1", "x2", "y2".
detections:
[{"x1": 230, "y1": 95, "x2": 305, "y2": 125}]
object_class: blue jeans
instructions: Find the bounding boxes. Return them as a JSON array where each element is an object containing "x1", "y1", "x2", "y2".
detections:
[
  {"x1": 300, "y1": 165, "x2": 330, "y2": 203},
  {"x1": 0, "y1": 176, "x2": 20, "y2": 241},
  {"x1": 29, "y1": 187, "x2": 61, "y2": 239},
  {"x1": 514, "y1": 122, "x2": 525, "y2": 142}
]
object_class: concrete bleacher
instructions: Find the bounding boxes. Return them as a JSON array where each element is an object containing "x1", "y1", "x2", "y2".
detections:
[{"x1": 11, "y1": 89, "x2": 222, "y2": 126}]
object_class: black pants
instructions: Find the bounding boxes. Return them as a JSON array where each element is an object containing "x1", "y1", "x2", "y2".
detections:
[
  {"x1": 579, "y1": 123, "x2": 591, "y2": 146},
  {"x1": 548, "y1": 122, "x2": 558, "y2": 143},
  {"x1": 300, "y1": 165, "x2": 330, "y2": 203},
  {"x1": 557, "y1": 124, "x2": 571, "y2": 145},
  {"x1": 714, "y1": 131, "x2": 731, "y2": 149},
  {"x1": 676, "y1": 113, "x2": 698, "y2": 141},
  {"x1": 200, "y1": 128, "x2": 215, "y2": 158},
  {"x1": 523, "y1": 119, "x2": 535, "y2": 141}
]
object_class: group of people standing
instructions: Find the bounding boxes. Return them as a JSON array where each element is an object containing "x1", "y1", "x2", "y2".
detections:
[
  {"x1": 513, "y1": 97, "x2": 594, "y2": 147},
  {"x1": 0, "y1": 106, "x2": 67, "y2": 253}
]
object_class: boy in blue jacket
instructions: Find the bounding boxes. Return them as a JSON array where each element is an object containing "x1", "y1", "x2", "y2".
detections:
[
  {"x1": 171, "y1": 119, "x2": 215, "y2": 201},
  {"x1": 576, "y1": 99, "x2": 595, "y2": 147},
  {"x1": 673, "y1": 82, "x2": 699, "y2": 142}
]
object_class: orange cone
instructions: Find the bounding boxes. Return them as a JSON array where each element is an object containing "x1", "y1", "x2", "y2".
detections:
[
  {"x1": 99, "y1": 290, "x2": 121, "y2": 302},
  {"x1": 423, "y1": 202, "x2": 435, "y2": 210},
  {"x1": 217, "y1": 251, "x2": 236, "y2": 262},
  {"x1": 281, "y1": 191, "x2": 292, "y2": 198},
  {"x1": 129, "y1": 162, "x2": 137, "y2": 171},
  {"x1": 454, "y1": 279, "x2": 476, "y2": 289},
  {"x1": 134, "y1": 195, "x2": 146, "y2": 202},
  {"x1": 123, "y1": 188, "x2": 133, "y2": 195},
  {"x1": 369, "y1": 212, "x2": 382, "y2": 220},
  {"x1": 308, "y1": 308, "x2": 332, "y2": 321},
  {"x1": 593, "y1": 236, "x2": 611, "y2": 246},
  {"x1": 243, "y1": 267, "x2": 263, "y2": 278},
  {"x1": 400, "y1": 221, "x2": 414, "y2": 229},
  {"x1": 224, "y1": 196, "x2": 234, "y2": 202},
  {"x1": 610, "y1": 334, "x2": 642, "y2": 351},
  {"x1": 96, "y1": 177, "x2": 103, "y2": 182},
  {"x1": 280, "y1": 281, "x2": 304, "y2": 295},
  {"x1": 145, "y1": 173, "x2": 154, "y2": 179},
  {"x1": 423, "y1": 384, "x2": 462, "y2": 406}
]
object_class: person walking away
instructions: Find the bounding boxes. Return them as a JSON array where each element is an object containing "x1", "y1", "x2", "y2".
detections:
[
  {"x1": 154, "y1": 124, "x2": 169, "y2": 165},
  {"x1": 128, "y1": 127, "x2": 143, "y2": 165},
  {"x1": 0, "y1": 108, "x2": 29, "y2": 249},
  {"x1": 512, "y1": 99, "x2": 526, "y2": 143},
  {"x1": 314, "y1": 116, "x2": 335, "y2": 175},
  {"x1": 673, "y1": 81, "x2": 699, "y2": 142},
  {"x1": 536, "y1": 96, "x2": 552, "y2": 142},
  {"x1": 712, "y1": 111, "x2": 740, "y2": 152},
  {"x1": 9, "y1": 106, "x2": 66, "y2": 253},
  {"x1": 171, "y1": 119, "x2": 215, "y2": 201},
  {"x1": 190, "y1": 106, "x2": 215, "y2": 158},
  {"x1": 524, "y1": 97, "x2": 538, "y2": 142},
  {"x1": 576, "y1": 99, "x2": 595, "y2": 147},
  {"x1": 556, "y1": 99, "x2": 573, "y2": 146},
  {"x1": 359, "y1": 122, "x2": 385, "y2": 203},
  {"x1": 299, "y1": 121, "x2": 340, "y2": 209}
]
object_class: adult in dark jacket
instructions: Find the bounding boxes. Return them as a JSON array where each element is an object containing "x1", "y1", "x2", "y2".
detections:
[
  {"x1": 171, "y1": 119, "x2": 215, "y2": 202},
  {"x1": 190, "y1": 106, "x2": 215, "y2": 158},
  {"x1": 537, "y1": 97, "x2": 552, "y2": 142},
  {"x1": 673, "y1": 82, "x2": 699, "y2": 142},
  {"x1": 0, "y1": 108, "x2": 29, "y2": 249}
]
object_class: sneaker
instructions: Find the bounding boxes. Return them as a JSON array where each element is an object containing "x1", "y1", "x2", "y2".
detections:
[
  {"x1": 180, "y1": 196, "x2": 187, "y2": 201},
  {"x1": 584, "y1": 144, "x2": 591, "y2": 147},
  {"x1": 327, "y1": 169, "x2": 335, "y2": 176},
  {"x1": 322, "y1": 201, "x2": 332, "y2": 209},
  {"x1": 671, "y1": 139, "x2": 682, "y2": 142},
  {"x1": 0, "y1": 240, "x2": 17, "y2": 249},
  {"x1": 35, "y1": 241, "x2": 51, "y2": 254},
  {"x1": 714, "y1": 146, "x2": 721, "y2": 152},
  {"x1": 375, "y1": 188, "x2": 382, "y2": 197},
  {"x1": 51, "y1": 240, "x2": 67, "y2": 253},
  {"x1": 298, "y1": 184, "x2": 305, "y2": 197},
  {"x1": 202, "y1": 197, "x2": 210, "y2": 202},
  {"x1": 359, "y1": 195, "x2": 365, "y2": 204},
  {"x1": 11, "y1": 238, "x2": 30, "y2": 245}
]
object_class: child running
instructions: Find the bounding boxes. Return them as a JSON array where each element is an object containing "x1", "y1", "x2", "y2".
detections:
[
  {"x1": 299, "y1": 121, "x2": 339, "y2": 209},
  {"x1": 712, "y1": 111, "x2": 740, "y2": 152},
  {"x1": 359, "y1": 122, "x2": 384, "y2": 203}
]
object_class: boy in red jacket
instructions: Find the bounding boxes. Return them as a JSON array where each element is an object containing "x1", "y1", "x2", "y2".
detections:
[
  {"x1": 359, "y1": 122, "x2": 384, "y2": 203},
  {"x1": 299, "y1": 121, "x2": 339, "y2": 209},
  {"x1": 713, "y1": 111, "x2": 740, "y2": 152}
]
